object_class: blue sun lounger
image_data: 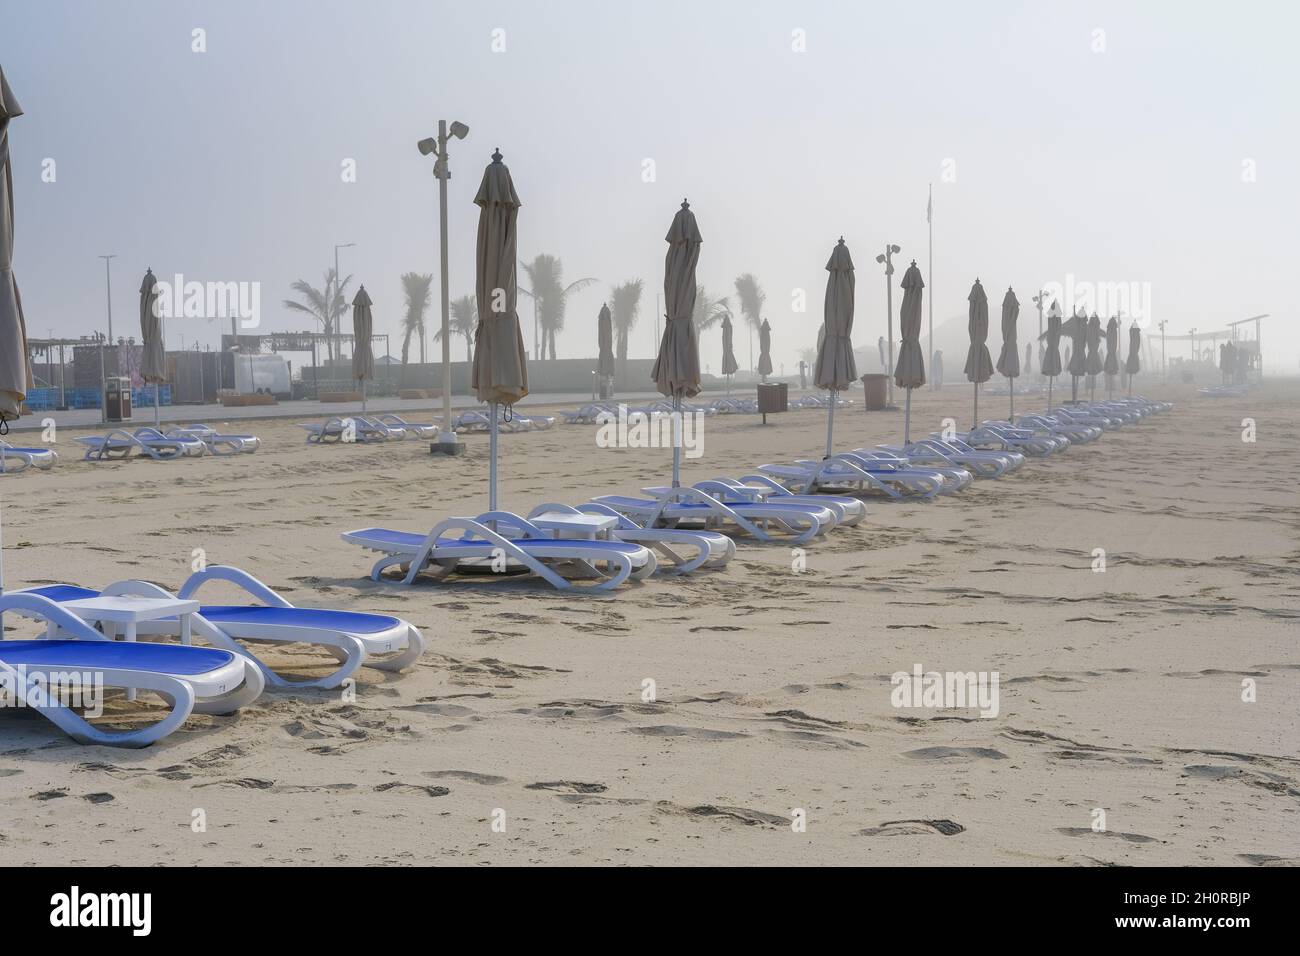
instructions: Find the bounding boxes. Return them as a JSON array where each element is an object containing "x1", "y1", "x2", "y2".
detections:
[
  {"x1": 15, "y1": 566, "x2": 425, "y2": 690},
  {"x1": 0, "y1": 592, "x2": 264, "y2": 747},
  {"x1": 0, "y1": 440, "x2": 57, "y2": 473}
]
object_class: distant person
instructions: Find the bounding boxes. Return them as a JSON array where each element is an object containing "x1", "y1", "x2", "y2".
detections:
[{"x1": 932, "y1": 349, "x2": 944, "y2": 388}]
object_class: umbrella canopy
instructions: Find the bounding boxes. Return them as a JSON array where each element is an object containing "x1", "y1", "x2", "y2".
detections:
[
  {"x1": 1125, "y1": 325, "x2": 1141, "y2": 374},
  {"x1": 139, "y1": 268, "x2": 166, "y2": 384},
  {"x1": 1104, "y1": 317, "x2": 1120, "y2": 375},
  {"x1": 0, "y1": 66, "x2": 28, "y2": 422},
  {"x1": 652, "y1": 200, "x2": 702, "y2": 398},
  {"x1": 352, "y1": 285, "x2": 374, "y2": 383},
  {"x1": 720, "y1": 313, "x2": 739, "y2": 376},
  {"x1": 472, "y1": 149, "x2": 528, "y2": 405},
  {"x1": 1067, "y1": 310, "x2": 1088, "y2": 377},
  {"x1": 995, "y1": 286, "x2": 1020, "y2": 379},
  {"x1": 597, "y1": 303, "x2": 615, "y2": 378},
  {"x1": 816, "y1": 239, "x2": 857, "y2": 389},
  {"x1": 963, "y1": 279, "x2": 993, "y2": 384},
  {"x1": 757, "y1": 319, "x2": 773, "y2": 377},
  {"x1": 1085, "y1": 314, "x2": 1103, "y2": 375},
  {"x1": 894, "y1": 259, "x2": 925, "y2": 389},
  {"x1": 1041, "y1": 302, "x2": 1063, "y2": 377}
]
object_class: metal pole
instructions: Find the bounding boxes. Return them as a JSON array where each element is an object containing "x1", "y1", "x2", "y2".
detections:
[
  {"x1": 333, "y1": 246, "x2": 340, "y2": 369},
  {"x1": 671, "y1": 395, "x2": 682, "y2": 487},
  {"x1": 489, "y1": 403, "x2": 498, "y2": 509},
  {"x1": 825, "y1": 391, "x2": 836, "y2": 457},
  {"x1": 972, "y1": 382, "x2": 978, "y2": 429},
  {"x1": 927, "y1": 185, "x2": 933, "y2": 390},
  {"x1": 98, "y1": 254, "x2": 116, "y2": 423},
  {"x1": 885, "y1": 246, "x2": 895, "y2": 407},
  {"x1": 904, "y1": 387, "x2": 912, "y2": 445},
  {"x1": 437, "y1": 120, "x2": 453, "y2": 442}
]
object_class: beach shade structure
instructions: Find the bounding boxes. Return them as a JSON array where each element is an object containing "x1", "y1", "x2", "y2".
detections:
[
  {"x1": 471, "y1": 148, "x2": 528, "y2": 510},
  {"x1": 597, "y1": 302, "x2": 615, "y2": 391},
  {"x1": 720, "y1": 313, "x2": 739, "y2": 393},
  {"x1": 995, "y1": 286, "x2": 1020, "y2": 421},
  {"x1": 894, "y1": 258, "x2": 925, "y2": 443},
  {"x1": 1041, "y1": 301, "x2": 1062, "y2": 409},
  {"x1": 1085, "y1": 314, "x2": 1103, "y2": 402},
  {"x1": 963, "y1": 279, "x2": 993, "y2": 428},
  {"x1": 1067, "y1": 310, "x2": 1088, "y2": 402},
  {"x1": 757, "y1": 318, "x2": 773, "y2": 381},
  {"x1": 650, "y1": 199, "x2": 702, "y2": 488},
  {"x1": 1104, "y1": 316, "x2": 1120, "y2": 398},
  {"x1": 0, "y1": 67, "x2": 27, "y2": 429},
  {"x1": 139, "y1": 268, "x2": 165, "y2": 426},
  {"x1": 1125, "y1": 324, "x2": 1141, "y2": 396},
  {"x1": 352, "y1": 285, "x2": 375, "y2": 412},
  {"x1": 816, "y1": 237, "x2": 857, "y2": 456}
]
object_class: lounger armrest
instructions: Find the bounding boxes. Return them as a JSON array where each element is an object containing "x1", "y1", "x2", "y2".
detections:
[
  {"x1": 176, "y1": 565, "x2": 294, "y2": 608},
  {"x1": 0, "y1": 592, "x2": 114, "y2": 641}
]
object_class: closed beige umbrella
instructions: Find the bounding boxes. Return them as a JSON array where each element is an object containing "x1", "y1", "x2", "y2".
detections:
[
  {"x1": 651, "y1": 199, "x2": 702, "y2": 487},
  {"x1": 1042, "y1": 300, "x2": 1063, "y2": 409},
  {"x1": 720, "y1": 313, "x2": 739, "y2": 386},
  {"x1": 1085, "y1": 313, "x2": 1103, "y2": 402},
  {"x1": 352, "y1": 285, "x2": 374, "y2": 412},
  {"x1": 757, "y1": 319, "x2": 773, "y2": 380},
  {"x1": 894, "y1": 258, "x2": 925, "y2": 442},
  {"x1": 1104, "y1": 316, "x2": 1120, "y2": 397},
  {"x1": 964, "y1": 279, "x2": 993, "y2": 427},
  {"x1": 139, "y1": 268, "x2": 165, "y2": 425},
  {"x1": 0, "y1": 66, "x2": 28, "y2": 427},
  {"x1": 597, "y1": 303, "x2": 615, "y2": 383},
  {"x1": 471, "y1": 148, "x2": 527, "y2": 509},
  {"x1": 815, "y1": 237, "x2": 857, "y2": 456},
  {"x1": 0, "y1": 67, "x2": 27, "y2": 614},
  {"x1": 1125, "y1": 324, "x2": 1141, "y2": 396},
  {"x1": 996, "y1": 286, "x2": 1020, "y2": 420},
  {"x1": 1067, "y1": 310, "x2": 1088, "y2": 401}
]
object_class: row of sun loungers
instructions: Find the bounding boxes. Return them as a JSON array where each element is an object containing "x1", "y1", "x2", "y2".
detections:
[
  {"x1": 299, "y1": 414, "x2": 438, "y2": 443},
  {"x1": 0, "y1": 440, "x2": 58, "y2": 473},
  {"x1": 1, "y1": 395, "x2": 1170, "y2": 748},
  {"x1": 71, "y1": 425, "x2": 261, "y2": 461}
]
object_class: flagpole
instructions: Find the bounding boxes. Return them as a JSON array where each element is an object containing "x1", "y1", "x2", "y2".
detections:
[{"x1": 927, "y1": 184, "x2": 933, "y2": 390}]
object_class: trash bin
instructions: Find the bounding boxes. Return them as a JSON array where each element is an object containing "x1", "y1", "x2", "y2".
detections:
[
  {"x1": 757, "y1": 382, "x2": 788, "y2": 424},
  {"x1": 104, "y1": 376, "x2": 132, "y2": 422},
  {"x1": 861, "y1": 373, "x2": 887, "y2": 411}
]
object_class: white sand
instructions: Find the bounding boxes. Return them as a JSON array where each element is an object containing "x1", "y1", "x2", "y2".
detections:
[{"x1": 1, "y1": 381, "x2": 1296, "y2": 865}]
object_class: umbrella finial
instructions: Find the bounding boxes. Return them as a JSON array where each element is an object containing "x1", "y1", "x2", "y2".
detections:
[
  {"x1": 491, "y1": 148, "x2": 503, "y2": 163},
  {"x1": 681, "y1": 198, "x2": 690, "y2": 209},
  {"x1": 838, "y1": 236, "x2": 844, "y2": 243}
]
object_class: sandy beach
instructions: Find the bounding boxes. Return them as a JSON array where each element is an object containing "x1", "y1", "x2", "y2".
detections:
[{"x1": 2, "y1": 381, "x2": 1295, "y2": 866}]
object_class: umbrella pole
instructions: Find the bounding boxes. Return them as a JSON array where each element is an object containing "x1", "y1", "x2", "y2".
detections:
[
  {"x1": 1048, "y1": 377, "x2": 1053, "y2": 411},
  {"x1": 154, "y1": 384, "x2": 160, "y2": 427},
  {"x1": 489, "y1": 402, "x2": 499, "y2": 510},
  {"x1": 671, "y1": 395, "x2": 682, "y2": 488},
  {"x1": 1008, "y1": 377, "x2": 1014, "y2": 423},
  {"x1": 903, "y1": 387, "x2": 911, "y2": 445},
  {"x1": 825, "y1": 390, "x2": 836, "y2": 457},
  {"x1": 362, "y1": 380, "x2": 367, "y2": 414},
  {"x1": 972, "y1": 382, "x2": 979, "y2": 429}
]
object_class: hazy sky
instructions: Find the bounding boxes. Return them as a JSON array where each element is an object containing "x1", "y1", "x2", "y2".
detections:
[{"x1": 6, "y1": 0, "x2": 1298, "y2": 374}]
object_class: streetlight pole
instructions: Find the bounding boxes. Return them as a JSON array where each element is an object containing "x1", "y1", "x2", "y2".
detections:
[
  {"x1": 1032, "y1": 290, "x2": 1047, "y2": 378},
  {"x1": 418, "y1": 118, "x2": 469, "y2": 453},
  {"x1": 333, "y1": 242, "x2": 355, "y2": 377},
  {"x1": 1158, "y1": 320, "x2": 1167, "y2": 382},
  {"x1": 875, "y1": 243, "x2": 900, "y2": 407},
  {"x1": 97, "y1": 254, "x2": 116, "y2": 423}
]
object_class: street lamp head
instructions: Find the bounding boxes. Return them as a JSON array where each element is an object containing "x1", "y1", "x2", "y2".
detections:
[
  {"x1": 449, "y1": 121, "x2": 469, "y2": 140},
  {"x1": 875, "y1": 254, "x2": 886, "y2": 264},
  {"x1": 417, "y1": 137, "x2": 438, "y2": 156},
  {"x1": 889, "y1": 244, "x2": 901, "y2": 254}
]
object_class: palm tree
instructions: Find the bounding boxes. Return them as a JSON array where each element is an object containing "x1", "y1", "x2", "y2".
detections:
[
  {"x1": 284, "y1": 269, "x2": 351, "y2": 364},
  {"x1": 520, "y1": 253, "x2": 597, "y2": 360},
  {"x1": 609, "y1": 279, "x2": 644, "y2": 386},
  {"x1": 439, "y1": 294, "x2": 477, "y2": 364},
  {"x1": 733, "y1": 273, "x2": 766, "y2": 370},
  {"x1": 692, "y1": 285, "x2": 732, "y2": 332},
  {"x1": 399, "y1": 272, "x2": 433, "y2": 384}
]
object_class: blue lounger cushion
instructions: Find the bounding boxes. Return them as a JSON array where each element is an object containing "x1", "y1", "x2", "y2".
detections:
[
  {"x1": 23, "y1": 585, "x2": 402, "y2": 635},
  {"x1": 351, "y1": 527, "x2": 647, "y2": 555},
  {"x1": 597, "y1": 495, "x2": 828, "y2": 516},
  {"x1": 198, "y1": 606, "x2": 402, "y2": 633},
  {"x1": 0, "y1": 639, "x2": 236, "y2": 675}
]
